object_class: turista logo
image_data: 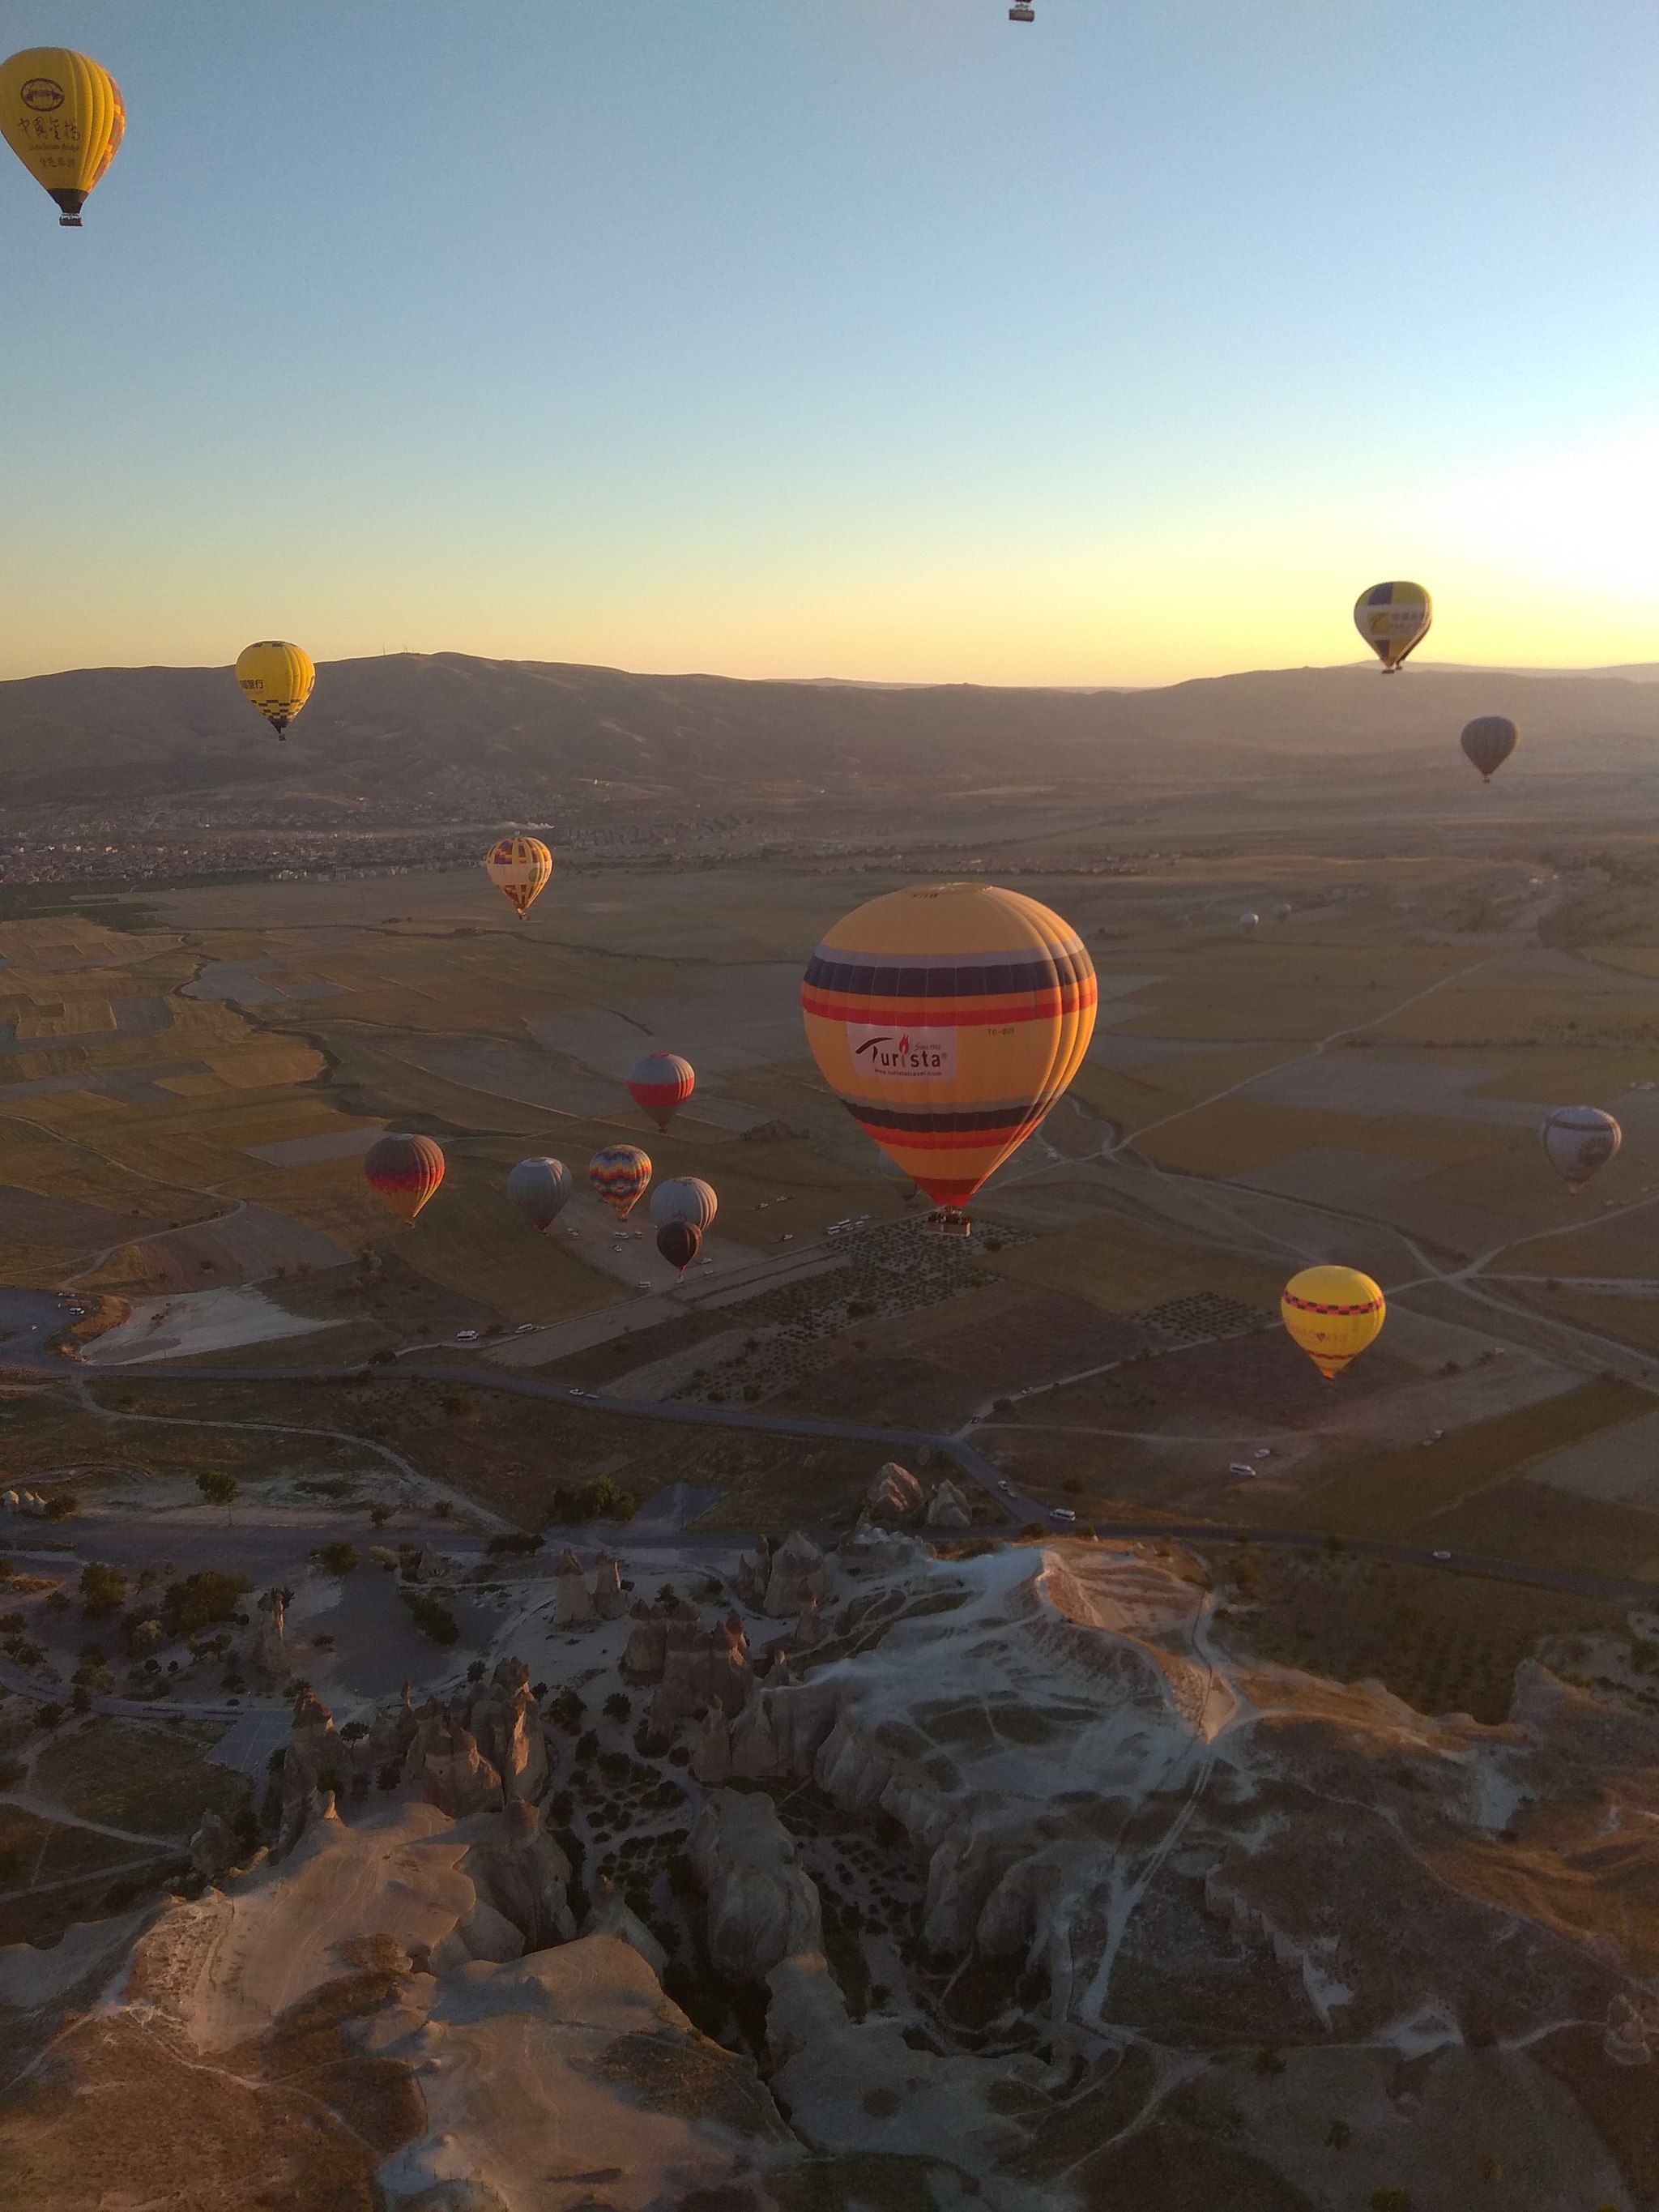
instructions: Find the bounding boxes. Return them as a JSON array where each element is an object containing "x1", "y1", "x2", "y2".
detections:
[
  {"x1": 849, "y1": 1025, "x2": 955, "y2": 1080},
  {"x1": 21, "y1": 78, "x2": 65, "y2": 112}
]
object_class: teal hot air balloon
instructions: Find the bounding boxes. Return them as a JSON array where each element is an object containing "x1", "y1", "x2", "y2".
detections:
[
  {"x1": 1461, "y1": 716, "x2": 1518, "y2": 784},
  {"x1": 507, "y1": 1156, "x2": 574, "y2": 1232}
]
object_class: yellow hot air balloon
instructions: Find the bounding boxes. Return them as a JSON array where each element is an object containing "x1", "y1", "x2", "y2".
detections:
[
  {"x1": 801, "y1": 882, "x2": 1097, "y2": 1226},
  {"x1": 0, "y1": 49, "x2": 124, "y2": 228},
  {"x1": 1281, "y1": 1266, "x2": 1385, "y2": 1380},
  {"x1": 236, "y1": 642, "x2": 314, "y2": 740},
  {"x1": 1354, "y1": 582, "x2": 1431, "y2": 672},
  {"x1": 485, "y1": 835, "x2": 554, "y2": 918}
]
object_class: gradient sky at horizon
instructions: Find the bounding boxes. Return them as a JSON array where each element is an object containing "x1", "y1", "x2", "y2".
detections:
[{"x1": 5, "y1": 0, "x2": 1659, "y2": 685}]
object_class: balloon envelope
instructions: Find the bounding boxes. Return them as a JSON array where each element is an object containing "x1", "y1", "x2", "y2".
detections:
[
  {"x1": 0, "y1": 48, "x2": 123, "y2": 224},
  {"x1": 1461, "y1": 716, "x2": 1518, "y2": 782},
  {"x1": 649, "y1": 1176, "x2": 717, "y2": 1232},
  {"x1": 589, "y1": 1145, "x2": 651, "y2": 1219},
  {"x1": 801, "y1": 881, "x2": 1097, "y2": 1211},
  {"x1": 1354, "y1": 581, "x2": 1432, "y2": 671},
  {"x1": 506, "y1": 1155, "x2": 574, "y2": 1232},
  {"x1": 1542, "y1": 1105, "x2": 1620, "y2": 1190},
  {"x1": 365, "y1": 1133, "x2": 445, "y2": 1223},
  {"x1": 1282, "y1": 1266, "x2": 1385, "y2": 1380},
  {"x1": 236, "y1": 642, "x2": 314, "y2": 738},
  {"x1": 656, "y1": 1219, "x2": 702, "y2": 1274},
  {"x1": 485, "y1": 835, "x2": 553, "y2": 918},
  {"x1": 1239, "y1": 912, "x2": 1259, "y2": 932},
  {"x1": 627, "y1": 1052, "x2": 695, "y2": 1130}
]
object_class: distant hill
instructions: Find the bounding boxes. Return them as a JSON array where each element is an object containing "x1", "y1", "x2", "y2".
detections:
[{"x1": 3, "y1": 650, "x2": 1659, "y2": 815}]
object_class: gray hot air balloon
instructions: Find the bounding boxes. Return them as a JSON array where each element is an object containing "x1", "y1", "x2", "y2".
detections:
[
  {"x1": 1541, "y1": 1106, "x2": 1621, "y2": 1191},
  {"x1": 506, "y1": 1155, "x2": 575, "y2": 1232},
  {"x1": 648, "y1": 1176, "x2": 718, "y2": 1232},
  {"x1": 1239, "y1": 911, "x2": 1260, "y2": 933},
  {"x1": 1461, "y1": 716, "x2": 1518, "y2": 784}
]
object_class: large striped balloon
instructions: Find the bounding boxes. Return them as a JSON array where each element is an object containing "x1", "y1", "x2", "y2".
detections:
[
  {"x1": 627, "y1": 1052, "x2": 695, "y2": 1131},
  {"x1": 589, "y1": 1144, "x2": 651, "y2": 1220},
  {"x1": 364, "y1": 1133, "x2": 446, "y2": 1223},
  {"x1": 801, "y1": 882, "x2": 1097, "y2": 1211}
]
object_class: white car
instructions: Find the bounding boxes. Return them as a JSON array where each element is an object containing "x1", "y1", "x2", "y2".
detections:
[
  {"x1": 1431, "y1": 1550, "x2": 1452, "y2": 1562},
  {"x1": 1050, "y1": 1506, "x2": 1076, "y2": 1524},
  {"x1": 455, "y1": 1329, "x2": 480, "y2": 1343},
  {"x1": 515, "y1": 1322, "x2": 537, "y2": 1334},
  {"x1": 1227, "y1": 1463, "x2": 1255, "y2": 1480},
  {"x1": 569, "y1": 1389, "x2": 599, "y2": 1403}
]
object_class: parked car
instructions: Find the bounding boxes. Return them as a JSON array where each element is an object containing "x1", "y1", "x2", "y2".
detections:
[
  {"x1": 1431, "y1": 1550, "x2": 1452, "y2": 1562},
  {"x1": 1227, "y1": 1463, "x2": 1255, "y2": 1479},
  {"x1": 1050, "y1": 1506, "x2": 1076, "y2": 1523},
  {"x1": 455, "y1": 1329, "x2": 480, "y2": 1343}
]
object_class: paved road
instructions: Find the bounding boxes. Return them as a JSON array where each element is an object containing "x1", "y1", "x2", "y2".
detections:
[{"x1": 62, "y1": 1360, "x2": 1659, "y2": 1610}]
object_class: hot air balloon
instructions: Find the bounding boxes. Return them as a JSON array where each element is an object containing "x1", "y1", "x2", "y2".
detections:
[
  {"x1": 1239, "y1": 912, "x2": 1260, "y2": 933},
  {"x1": 236, "y1": 642, "x2": 314, "y2": 739},
  {"x1": 485, "y1": 835, "x2": 553, "y2": 919},
  {"x1": 1542, "y1": 1105, "x2": 1621, "y2": 1191},
  {"x1": 1281, "y1": 1266, "x2": 1385, "y2": 1380},
  {"x1": 801, "y1": 882, "x2": 1097, "y2": 1226},
  {"x1": 1461, "y1": 716, "x2": 1518, "y2": 783},
  {"x1": 364, "y1": 1133, "x2": 445, "y2": 1223},
  {"x1": 656, "y1": 1219, "x2": 702, "y2": 1275},
  {"x1": 649, "y1": 1176, "x2": 717, "y2": 1232},
  {"x1": 589, "y1": 1145, "x2": 651, "y2": 1220},
  {"x1": 627, "y1": 1052, "x2": 695, "y2": 1130},
  {"x1": 1, "y1": 49, "x2": 123, "y2": 227},
  {"x1": 1273, "y1": 902, "x2": 1293, "y2": 923},
  {"x1": 507, "y1": 1155, "x2": 574, "y2": 1232},
  {"x1": 1354, "y1": 582, "x2": 1432, "y2": 672}
]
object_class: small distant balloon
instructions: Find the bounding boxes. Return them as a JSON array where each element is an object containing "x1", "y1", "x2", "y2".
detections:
[
  {"x1": 627, "y1": 1052, "x2": 695, "y2": 1131},
  {"x1": 1273, "y1": 902, "x2": 1293, "y2": 923},
  {"x1": 1461, "y1": 716, "x2": 1518, "y2": 784},
  {"x1": 1281, "y1": 1266, "x2": 1385, "y2": 1380},
  {"x1": 0, "y1": 48, "x2": 123, "y2": 227},
  {"x1": 485, "y1": 835, "x2": 553, "y2": 918},
  {"x1": 1239, "y1": 912, "x2": 1259, "y2": 933},
  {"x1": 589, "y1": 1145, "x2": 651, "y2": 1220},
  {"x1": 506, "y1": 1156, "x2": 574, "y2": 1232},
  {"x1": 1354, "y1": 582, "x2": 1432, "y2": 672},
  {"x1": 656, "y1": 1219, "x2": 702, "y2": 1275},
  {"x1": 1541, "y1": 1106, "x2": 1620, "y2": 1191},
  {"x1": 649, "y1": 1176, "x2": 717, "y2": 1232},
  {"x1": 236, "y1": 642, "x2": 314, "y2": 740},
  {"x1": 364, "y1": 1133, "x2": 445, "y2": 1223}
]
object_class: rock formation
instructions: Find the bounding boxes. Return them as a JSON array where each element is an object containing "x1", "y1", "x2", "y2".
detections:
[
  {"x1": 688, "y1": 1788, "x2": 823, "y2": 1983},
  {"x1": 460, "y1": 1800, "x2": 578, "y2": 1953},
  {"x1": 582, "y1": 1874, "x2": 667, "y2": 1975},
  {"x1": 403, "y1": 1706, "x2": 504, "y2": 1818},
  {"x1": 690, "y1": 1706, "x2": 732, "y2": 1786},
  {"x1": 734, "y1": 1536, "x2": 773, "y2": 1609},
  {"x1": 620, "y1": 1599, "x2": 667, "y2": 1680},
  {"x1": 188, "y1": 1808, "x2": 240, "y2": 1885},
  {"x1": 924, "y1": 1478, "x2": 971, "y2": 1530},
  {"x1": 591, "y1": 1552, "x2": 627, "y2": 1620},
  {"x1": 761, "y1": 1529, "x2": 825, "y2": 1617},
  {"x1": 365, "y1": 1680, "x2": 420, "y2": 1774},
  {"x1": 458, "y1": 1658, "x2": 548, "y2": 1802},
  {"x1": 247, "y1": 1588, "x2": 289, "y2": 1688},
  {"x1": 552, "y1": 1548, "x2": 597, "y2": 1629},
  {"x1": 279, "y1": 1688, "x2": 343, "y2": 1821},
  {"x1": 865, "y1": 1461, "x2": 924, "y2": 1520},
  {"x1": 836, "y1": 1520, "x2": 918, "y2": 1574},
  {"x1": 405, "y1": 1544, "x2": 449, "y2": 1583}
]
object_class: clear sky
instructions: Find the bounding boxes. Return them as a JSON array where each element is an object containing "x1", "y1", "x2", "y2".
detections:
[{"x1": 4, "y1": 0, "x2": 1659, "y2": 685}]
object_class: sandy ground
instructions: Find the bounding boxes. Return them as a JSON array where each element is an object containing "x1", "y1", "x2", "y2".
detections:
[
  {"x1": 1528, "y1": 1404, "x2": 1659, "y2": 1508},
  {"x1": 530, "y1": 959, "x2": 804, "y2": 1074},
  {"x1": 83, "y1": 1283, "x2": 345, "y2": 1365},
  {"x1": 242, "y1": 1124, "x2": 384, "y2": 1167}
]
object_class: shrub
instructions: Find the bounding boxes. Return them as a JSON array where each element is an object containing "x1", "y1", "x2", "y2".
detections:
[
  {"x1": 70, "y1": 1685, "x2": 91, "y2": 1715},
  {"x1": 41, "y1": 1493, "x2": 77, "y2": 1522},
  {"x1": 486, "y1": 1531, "x2": 542, "y2": 1556},
  {"x1": 1253, "y1": 2045, "x2": 1286, "y2": 2077},
  {"x1": 603, "y1": 1693, "x2": 631, "y2": 1723},
  {"x1": 1020, "y1": 1522, "x2": 1046, "y2": 1539},
  {"x1": 550, "y1": 1476, "x2": 637, "y2": 1524},
  {"x1": 401, "y1": 1590, "x2": 458, "y2": 1646},
  {"x1": 316, "y1": 1542, "x2": 358, "y2": 1577},
  {"x1": 196, "y1": 1471, "x2": 238, "y2": 1510},
  {"x1": 79, "y1": 1562, "x2": 126, "y2": 1618},
  {"x1": 162, "y1": 1572, "x2": 250, "y2": 1638},
  {"x1": 34, "y1": 1702, "x2": 62, "y2": 1730}
]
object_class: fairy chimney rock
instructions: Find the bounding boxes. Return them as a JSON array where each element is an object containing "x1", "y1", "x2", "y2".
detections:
[{"x1": 553, "y1": 1548, "x2": 598, "y2": 1629}]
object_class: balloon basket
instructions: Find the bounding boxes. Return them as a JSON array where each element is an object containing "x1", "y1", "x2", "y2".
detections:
[{"x1": 925, "y1": 1208, "x2": 973, "y2": 1238}]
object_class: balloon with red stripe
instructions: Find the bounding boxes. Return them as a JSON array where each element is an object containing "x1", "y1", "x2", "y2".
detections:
[
  {"x1": 627, "y1": 1052, "x2": 695, "y2": 1131},
  {"x1": 364, "y1": 1133, "x2": 446, "y2": 1223},
  {"x1": 801, "y1": 882, "x2": 1097, "y2": 1219},
  {"x1": 588, "y1": 1144, "x2": 651, "y2": 1221}
]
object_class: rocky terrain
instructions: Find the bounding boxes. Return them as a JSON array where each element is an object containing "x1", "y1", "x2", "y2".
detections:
[{"x1": 2, "y1": 1502, "x2": 1656, "y2": 2210}]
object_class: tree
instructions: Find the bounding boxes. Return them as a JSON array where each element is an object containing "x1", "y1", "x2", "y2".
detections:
[
  {"x1": 316, "y1": 1542, "x2": 358, "y2": 1578},
  {"x1": 197, "y1": 1470, "x2": 238, "y2": 1519},
  {"x1": 79, "y1": 1562, "x2": 127, "y2": 1619},
  {"x1": 603, "y1": 1693, "x2": 631, "y2": 1723}
]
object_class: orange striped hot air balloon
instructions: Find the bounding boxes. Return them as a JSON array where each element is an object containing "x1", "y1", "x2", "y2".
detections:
[
  {"x1": 485, "y1": 835, "x2": 554, "y2": 918},
  {"x1": 364, "y1": 1133, "x2": 445, "y2": 1223},
  {"x1": 627, "y1": 1052, "x2": 695, "y2": 1130},
  {"x1": 801, "y1": 882, "x2": 1097, "y2": 1224},
  {"x1": 589, "y1": 1144, "x2": 651, "y2": 1220}
]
